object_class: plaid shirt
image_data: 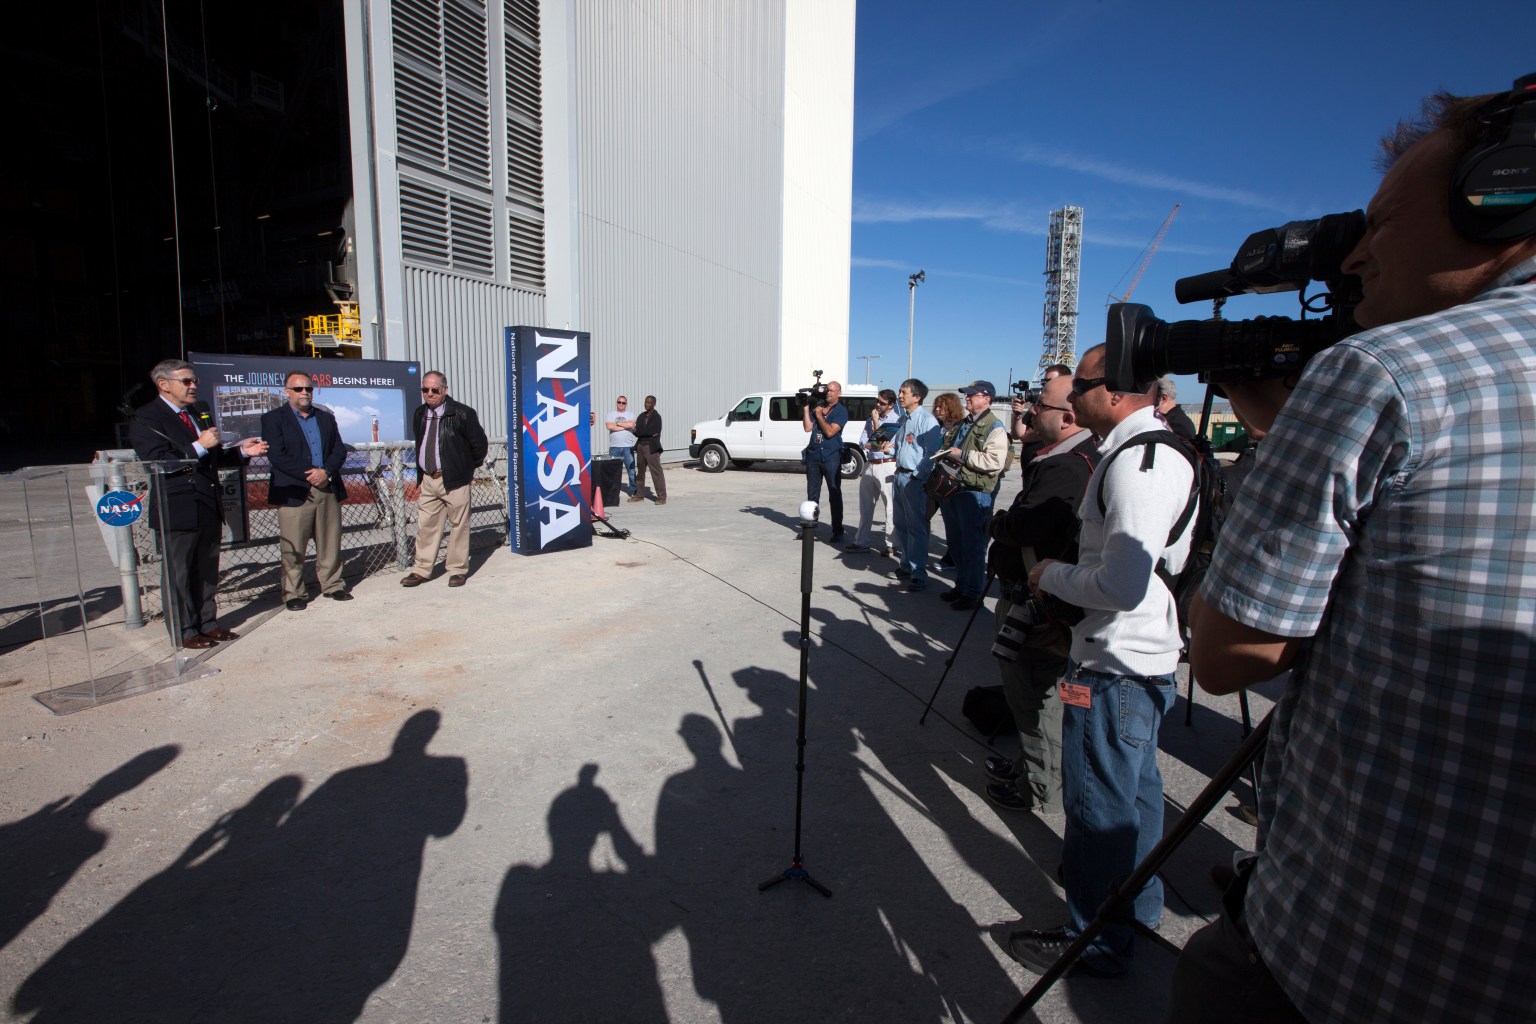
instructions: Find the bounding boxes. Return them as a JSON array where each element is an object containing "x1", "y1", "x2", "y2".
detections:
[{"x1": 1203, "y1": 256, "x2": 1536, "y2": 1023}]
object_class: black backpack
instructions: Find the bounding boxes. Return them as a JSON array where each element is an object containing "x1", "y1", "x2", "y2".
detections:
[{"x1": 1093, "y1": 429, "x2": 1226, "y2": 655}]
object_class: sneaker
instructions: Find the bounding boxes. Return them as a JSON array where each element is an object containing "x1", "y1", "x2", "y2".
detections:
[
  {"x1": 905, "y1": 581, "x2": 927, "y2": 592},
  {"x1": 986, "y1": 781, "x2": 1031, "y2": 812},
  {"x1": 829, "y1": 530, "x2": 845, "y2": 544},
  {"x1": 984, "y1": 755, "x2": 1019, "y2": 783},
  {"x1": 951, "y1": 596, "x2": 979, "y2": 611},
  {"x1": 894, "y1": 567, "x2": 911, "y2": 579},
  {"x1": 626, "y1": 495, "x2": 645, "y2": 503},
  {"x1": 1006, "y1": 927, "x2": 1122, "y2": 978},
  {"x1": 939, "y1": 588, "x2": 961, "y2": 602},
  {"x1": 842, "y1": 542, "x2": 869, "y2": 553}
]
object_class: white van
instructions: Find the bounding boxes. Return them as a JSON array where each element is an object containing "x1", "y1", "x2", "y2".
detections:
[{"x1": 689, "y1": 386, "x2": 881, "y2": 479}]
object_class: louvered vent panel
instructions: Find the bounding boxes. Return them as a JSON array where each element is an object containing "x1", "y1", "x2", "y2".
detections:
[
  {"x1": 449, "y1": 193, "x2": 496, "y2": 276},
  {"x1": 399, "y1": 179, "x2": 451, "y2": 266},
  {"x1": 507, "y1": 211, "x2": 545, "y2": 290}
]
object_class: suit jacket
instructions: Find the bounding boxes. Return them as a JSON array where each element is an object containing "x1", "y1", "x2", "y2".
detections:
[
  {"x1": 129, "y1": 398, "x2": 243, "y2": 532},
  {"x1": 259, "y1": 404, "x2": 348, "y2": 507},
  {"x1": 412, "y1": 397, "x2": 487, "y2": 491}
]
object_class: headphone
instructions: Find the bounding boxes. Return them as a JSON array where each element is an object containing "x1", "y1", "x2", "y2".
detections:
[{"x1": 1450, "y1": 72, "x2": 1536, "y2": 243}]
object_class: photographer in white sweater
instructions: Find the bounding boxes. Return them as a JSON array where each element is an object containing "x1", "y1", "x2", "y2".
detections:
[{"x1": 1007, "y1": 343, "x2": 1196, "y2": 979}]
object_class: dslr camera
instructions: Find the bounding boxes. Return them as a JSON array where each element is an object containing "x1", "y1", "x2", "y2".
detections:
[
  {"x1": 795, "y1": 370, "x2": 830, "y2": 408},
  {"x1": 1105, "y1": 211, "x2": 1365, "y2": 386}
]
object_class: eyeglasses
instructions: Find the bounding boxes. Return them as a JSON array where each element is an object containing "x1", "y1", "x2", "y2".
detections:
[
  {"x1": 1070, "y1": 376, "x2": 1109, "y2": 396},
  {"x1": 1033, "y1": 401, "x2": 1072, "y2": 413},
  {"x1": 421, "y1": 387, "x2": 444, "y2": 394},
  {"x1": 169, "y1": 377, "x2": 197, "y2": 386},
  {"x1": 287, "y1": 385, "x2": 314, "y2": 393},
  {"x1": 616, "y1": 400, "x2": 628, "y2": 405}
]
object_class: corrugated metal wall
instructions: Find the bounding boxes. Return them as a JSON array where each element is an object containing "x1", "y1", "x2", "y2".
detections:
[
  {"x1": 402, "y1": 266, "x2": 544, "y2": 435},
  {"x1": 570, "y1": 0, "x2": 787, "y2": 454}
]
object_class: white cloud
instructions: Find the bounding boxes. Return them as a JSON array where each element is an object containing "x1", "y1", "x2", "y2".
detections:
[{"x1": 1007, "y1": 144, "x2": 1295, "y2": 215}]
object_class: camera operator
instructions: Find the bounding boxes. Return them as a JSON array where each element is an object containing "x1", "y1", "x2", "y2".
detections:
[
  {"x1": 1165, "y1": 82, "x2": 1536, "y2": 1024},
  {"x1": 1153, "y1": 376, "x2": 1198, "y2": 440},
  {"x1": 936, "y1": 381, "x2": 1008, "y2": 611},
  {"x1": 1010, "y1": 363, "x2": 1072, "y2": 445},
  {"x1": 1007, "y1": 344, "x2": 1196, "y2": 978},
  {"x1": 800, "y1": 379, "x2": 848, "y2": 542},
  {"x1": 982, "y1": 373, "x2": 1098, "y2": 814}
]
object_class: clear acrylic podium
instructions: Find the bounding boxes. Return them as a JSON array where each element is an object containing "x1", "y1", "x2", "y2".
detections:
[{"x1": 9, "y1": 458, "x2": 220, "y2": 714}]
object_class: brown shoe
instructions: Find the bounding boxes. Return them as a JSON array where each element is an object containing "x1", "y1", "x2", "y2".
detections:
[
  {"x1": 203, "y1": 628, "x2": 239, "y2": 642},
  {"x1": 654, "y1": 498, "x2": 667, "y2": 505},
  {"x1": 448, "y1": 574, "x2": 467, "y2": 587},
  {"x1": 400, "y1": 574, "x2": 429, "y2": 587},
  {"x1": 626, "y1": 495, "x2": 645, "y2": 503},
  {"x1": 182, "y1": 635, "x2": 218, "y2": 650}
]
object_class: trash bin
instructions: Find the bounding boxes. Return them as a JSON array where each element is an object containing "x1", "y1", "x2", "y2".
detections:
[{"x1": 592, "y1": 455, "x2": 623, "y2": 508}]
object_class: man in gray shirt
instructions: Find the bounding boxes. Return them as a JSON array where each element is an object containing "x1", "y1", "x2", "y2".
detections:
[{"x1": 605, "y1": 396, "x2": 638, "y2": 497}]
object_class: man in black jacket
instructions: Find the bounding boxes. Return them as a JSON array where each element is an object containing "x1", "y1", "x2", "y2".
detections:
[
  {"x1": 628, "y1": 395, "x2": 667, "y2": 505},
  {"x1": 983, "y1": 372, "x2": 1098, "y2": 813},
  {"x1": 130, "y1": 358, "x2": 268, "y2": 649},
  {"x1": 402, "y1": 371, "x2": 488, "y2": 588},
  {"x1": 259, "y1": 372, "x2": 350, "y2": 610}
]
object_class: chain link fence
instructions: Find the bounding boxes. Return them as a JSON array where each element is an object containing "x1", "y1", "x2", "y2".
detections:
[{"x1": 0, "y1": 443, "x2": 514, "y2": 649}]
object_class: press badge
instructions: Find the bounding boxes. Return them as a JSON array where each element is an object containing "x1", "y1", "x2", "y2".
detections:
[{"x1": 1059, "y1": 680, "x2": 1092, "y2": 708}]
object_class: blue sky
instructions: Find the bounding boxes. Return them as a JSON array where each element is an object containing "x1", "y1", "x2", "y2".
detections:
[{"x1": 847, "y1": 0, "x2": 1535, "y2": 401}]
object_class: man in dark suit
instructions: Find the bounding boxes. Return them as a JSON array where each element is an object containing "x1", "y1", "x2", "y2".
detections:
[
  {"x1": 402, "y1": 370, "x2": 487, "y2": 588},
  {"x1": 259, "y1": 371, "x2": 351, "y2": 611},
  {"x1": 130, "y1": 358, "x2": 267, "y2": 649}
]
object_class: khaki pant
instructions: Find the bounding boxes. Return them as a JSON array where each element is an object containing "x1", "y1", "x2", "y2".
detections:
[
  {"x1": 413, "y1": 473, "x2": 472, "y2": 576},
  {"x1": 278, "y1": 486, "x2": 343, "y2": 601}
]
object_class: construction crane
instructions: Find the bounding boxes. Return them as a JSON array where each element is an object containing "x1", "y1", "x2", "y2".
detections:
[{"x1": 1106, "y1": 203, "x2": 1180, "y2": 305}]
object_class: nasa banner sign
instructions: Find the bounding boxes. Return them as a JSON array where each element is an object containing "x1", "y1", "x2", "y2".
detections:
[{"x1": 507, "y1": 327, "x2": 593, "y2": 555}]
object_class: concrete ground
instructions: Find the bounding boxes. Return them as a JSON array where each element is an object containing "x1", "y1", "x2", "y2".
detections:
[{"x1": 0, "y1": 461, "x2": 1273, "y2": 1024}]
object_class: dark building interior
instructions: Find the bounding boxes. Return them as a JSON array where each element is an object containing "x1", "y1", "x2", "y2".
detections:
[{"x1": 2, "y1": 0, "x2": 351, "y2": 469}]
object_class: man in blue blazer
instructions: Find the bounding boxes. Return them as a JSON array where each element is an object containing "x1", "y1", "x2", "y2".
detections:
[
  {"x1": 259, "y1": 371, "x2": 351, "y2": 610},
  {"x1": 130, "y1": 358, "x2": 268, "y2": 649}
]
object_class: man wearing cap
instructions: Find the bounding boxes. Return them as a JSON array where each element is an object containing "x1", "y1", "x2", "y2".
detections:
[{"x1": 936, "y1": 380, "x2": 1008, "y2": 611}]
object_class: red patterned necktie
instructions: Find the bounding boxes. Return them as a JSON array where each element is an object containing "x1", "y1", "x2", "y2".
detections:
[{"x1": 179, "y1": 409, "x2": 197, "y2": 435}]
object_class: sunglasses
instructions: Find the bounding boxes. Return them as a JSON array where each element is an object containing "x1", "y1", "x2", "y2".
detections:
[
  {"x1": 616, "y1": 400, "x2": 628, "y2": 404},
  {"x1": 1070, "y1": 376, "x2": 1109, "y2": 396},
  {"x1": 288, "y1": 385, "x2": 314, "y2": 393},
  {"x1": 170, "y1": 377, "x2": 198, "y2": 386},
  {"x1": 421, "y1": 386, "x2": 445, "y2": 394}
]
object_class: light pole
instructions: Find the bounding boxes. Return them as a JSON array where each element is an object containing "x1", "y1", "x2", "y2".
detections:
[
  {"x1": 907, "y1": 270, "x2": 924, "y2": 381},
  {"x1": 856, "y1": 354, "x2": 880, "y2": 385}
]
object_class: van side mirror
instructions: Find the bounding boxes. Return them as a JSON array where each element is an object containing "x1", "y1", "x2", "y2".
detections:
[{"x1": 725, "y1": 411, "x2": 735, "y2": 424}]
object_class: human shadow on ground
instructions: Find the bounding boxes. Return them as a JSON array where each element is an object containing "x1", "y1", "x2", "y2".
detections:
[
  {"x1": 12, "y1": 710, "x2": 467, "y2": 1024},
  {"x1": 661, "y1": 665, "x2": 1024, "y2": 1022},
  {"x1": 0, "y1": 745, "x2": 177, "y2": 951},
  {"x1": 495, "y1": 762, "x2": 671, "y2": 1023}
]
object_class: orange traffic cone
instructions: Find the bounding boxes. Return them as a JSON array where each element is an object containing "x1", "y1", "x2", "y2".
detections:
[{"x1": 590, "y1": 470, "x2": 606, "y2": 520}]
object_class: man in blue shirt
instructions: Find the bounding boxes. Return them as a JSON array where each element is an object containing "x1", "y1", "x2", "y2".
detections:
[
  {"x1": 890, "y1": 378, "x2": 942, "y2": 591},
  {"x1": 800, "y1": 380, "x2": 849, "y2": 542},
  {"x1": 260, "y1": 372, "x2": 350, "y2": 610}
]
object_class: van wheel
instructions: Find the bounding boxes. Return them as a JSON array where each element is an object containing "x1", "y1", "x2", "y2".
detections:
[
  {"x1": 698, "y1": 442, "x2": 728, "y2": 472},
  {"x1": 839, "y1": 447, "x2": 864, "y2": 480}
]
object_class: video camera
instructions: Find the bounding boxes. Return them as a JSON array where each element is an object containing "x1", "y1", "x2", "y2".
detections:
[
  {"x1": 1009, "y1": 380, "x2": 1042, "y2": 405},
  {"x1": 795, "y1": 370, "x2": 831, "y2": 409},
  {"x1": 1106, "y1": 211, "x2": 1365, "y2": 387}
]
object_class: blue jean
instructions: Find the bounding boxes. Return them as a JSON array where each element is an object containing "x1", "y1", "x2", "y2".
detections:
[
  {"x1": 804, "y1": 446, "x2": 844, "y2": 533},
  {"x1": 1059, "y1": 663, "x2": 1177, "y2": 974},
  {"x1": 611, "y1": 445, "x2": 636, "y2": 495},
  {"x1": 945, "y1": 488, "x2": 993, "y2": 598},
  {"x1": 892, "y1": 474, "x2": 930, "y2": 586}
]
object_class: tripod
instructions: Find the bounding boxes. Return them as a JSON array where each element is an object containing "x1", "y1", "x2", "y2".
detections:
[
  {"x1": 996, "y1": 708, "x2": 1273, "y2": 1022},
  {"x1": 919, "y1": 571, "x2": 997, "y2": 725},
  {"x1": 759, "y1": 503, "x2": 832, "y2": 898}
]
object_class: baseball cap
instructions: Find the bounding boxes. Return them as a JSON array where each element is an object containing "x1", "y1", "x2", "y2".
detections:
[{"x1": 960, "y1": 380, "x2": 996, "y2": 398}]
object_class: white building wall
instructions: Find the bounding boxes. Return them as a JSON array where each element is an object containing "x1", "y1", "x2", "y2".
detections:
[
  {"x1": 778, "y1": 0, "x2": 855, "y2": 391},
  {"x1": 566, "y1": 0, "x2": 787, "y2": 454}
]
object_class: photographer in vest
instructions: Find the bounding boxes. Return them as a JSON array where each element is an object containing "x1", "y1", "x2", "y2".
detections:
[{"x1": 935, "y1": 380, "x2": 1008, "y2": 611}]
